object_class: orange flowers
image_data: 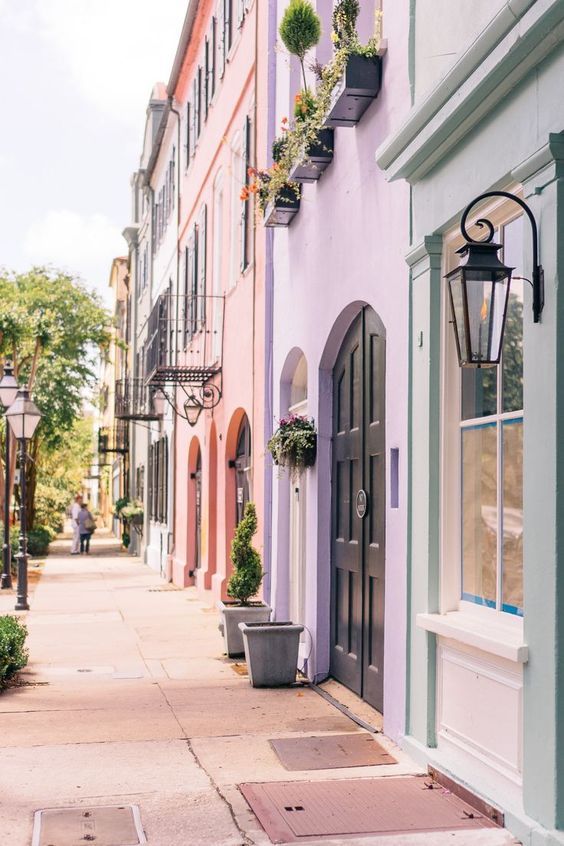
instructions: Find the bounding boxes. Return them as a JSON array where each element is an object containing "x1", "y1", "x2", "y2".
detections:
[{"x1": 240, "y1": 186, "x2": 250, "y2": 201}]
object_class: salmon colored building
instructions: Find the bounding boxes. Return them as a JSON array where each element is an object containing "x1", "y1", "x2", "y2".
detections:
[{"x1": 142, "y1": 0, "x2": 270, "y2": 601}]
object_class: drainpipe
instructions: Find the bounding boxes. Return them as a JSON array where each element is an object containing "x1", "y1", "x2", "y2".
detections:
[
  {"x1": 262, "y1": 0, "x2": 278, "y2": 606},
  {"x1": 167, "y1": 95, "x2": 182, "y2": 580}
]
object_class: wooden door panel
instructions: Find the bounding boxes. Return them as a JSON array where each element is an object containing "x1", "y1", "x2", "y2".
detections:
[{"x1": 332, "y1": 309, "x2": 385, "y2": 711}]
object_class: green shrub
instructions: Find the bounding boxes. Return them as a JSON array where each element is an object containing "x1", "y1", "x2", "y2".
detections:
[
  {"x1": 227, "y1": 502, "x2": 263, "y2": 605},
  {"x1": 27, "y1": 526, "x2": 52, "y2": 557},
  {"x1": 0, "y1": 615, "x2": 28, "y2": 687}
]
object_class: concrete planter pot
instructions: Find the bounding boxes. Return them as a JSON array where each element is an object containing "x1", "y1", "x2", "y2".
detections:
[
  {"x1": 239, "y1": 621, "x2": 304, "y2": 687},
  {"x1": 264, "y1": 185, "x2": 301, "y2": 227},
  {"x1": 325, "y1": 54, "x2": 382, "y2": 128},
  {"x1": 217, "y1": 600, "x2": 272, "y2": 657},
  {"x1": 288, "y1": 129, "x2": 334, "y2": 184}
]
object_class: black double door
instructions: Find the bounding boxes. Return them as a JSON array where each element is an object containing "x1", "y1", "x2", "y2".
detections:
[{"x1": 331, "y1": 307, "x2": 386, "y2": 712}]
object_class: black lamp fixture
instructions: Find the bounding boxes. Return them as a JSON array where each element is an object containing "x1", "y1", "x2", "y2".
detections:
[
  {"x1": 0, "y1": 362, "x2": 20, "y2": 590},
  {"x1": 445, "y1": 190, "x2": 544, "y2": 367},
  {"x1": 153, "y1": 383, "x2": 221, "y2": 426},
  {"x1": 6, "y1": 388, "x2": 42, "y2": 611}
]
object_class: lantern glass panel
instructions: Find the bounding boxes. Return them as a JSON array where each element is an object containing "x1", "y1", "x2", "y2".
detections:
[
  {"x1": 448, "y1": 271, "x2": 468, "y2": 362},
  {"x1": 464, "y1": 268, "x2": 510, "y2": 365},
  {"x1": 0, "y1": 373, "x2": 19, "y2": 409}
]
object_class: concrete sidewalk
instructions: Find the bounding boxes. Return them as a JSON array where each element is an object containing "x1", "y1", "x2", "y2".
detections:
[{"x1": 0, "y1": 532, "x2": 518, "y2": 845}]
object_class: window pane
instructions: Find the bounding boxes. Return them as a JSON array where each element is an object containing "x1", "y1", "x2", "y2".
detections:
[
  {"x1": 502, "y1": 216, "x2": 524, "y2": 412},
  {"x1": 461, "y1": 367, "x2": 497, "y2": 420},
  {"x1": 462, "y1": 424, "x2": 497, "y2": 608},
  {"x1": 502, "y1": 420, "x2": 523, "y2": 615}
]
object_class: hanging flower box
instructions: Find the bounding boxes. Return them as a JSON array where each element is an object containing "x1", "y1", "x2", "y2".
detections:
[
  {"x1": 324, "y1": 54, "x2": 382, "y2": 128},
  {"x1": 288, "y1": 128, "x2": 335, "y2": 184},
  {"x1": 267, "y1": 414, "x2": 317, "y2": 478},
  {"x1": 264, "y1": 184, "x2": 301, "y2": 227}
]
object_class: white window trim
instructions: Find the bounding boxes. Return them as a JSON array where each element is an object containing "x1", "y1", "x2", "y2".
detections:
[{"x1": 423, "y1": 191, "x2": 528, "y2": 657}]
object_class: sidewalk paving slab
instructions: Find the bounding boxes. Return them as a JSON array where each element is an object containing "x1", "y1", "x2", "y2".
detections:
[{"x1": 0, "y1": 531, "x2": 520, "y2": 846}]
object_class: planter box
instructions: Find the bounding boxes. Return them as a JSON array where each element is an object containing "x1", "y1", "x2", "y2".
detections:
[
  {"x1": 325, "y1": 54, "x2": 382, "y2": 128},
  {"x1": 288, "y1": 129, "x2": 334, "y2": 184},
  {"x1": 217, "y1": 600, "x2": 272, "y2": 657},
  {"x1": 264, "y1": 185, "x2": 300, "y2": 227},
  {"x1": 239, "y1": 621, "x2": 304, "y2": 687}
]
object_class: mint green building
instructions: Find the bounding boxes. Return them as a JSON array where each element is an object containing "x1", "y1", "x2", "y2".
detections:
[{"x1": 377, "y1": 2, "x2": 564, "y2": 842}]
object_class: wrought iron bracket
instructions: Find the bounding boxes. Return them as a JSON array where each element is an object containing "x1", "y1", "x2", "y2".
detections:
[
  {"x1": 158, "y1": 381, "x2": 222, "y2": 423},
  {"x1": 460, "y1": 190, "x2": 544, "y2": 323}
]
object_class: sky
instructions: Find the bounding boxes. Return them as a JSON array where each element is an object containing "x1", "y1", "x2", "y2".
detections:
[{"x1": 0, "y1": 0, "x2": 187, "y2": 305}]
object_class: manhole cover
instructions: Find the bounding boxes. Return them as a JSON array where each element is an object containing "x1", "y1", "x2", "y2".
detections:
[
  {"x1": 240, "y1": 776, "x2": 498, "y2": 842},
  {"x1": 32, "y1": 804, "x2": 146, "y2": 846},
  {"x1": 270, "y1": 733, "x2": 396, "y2": 770}
]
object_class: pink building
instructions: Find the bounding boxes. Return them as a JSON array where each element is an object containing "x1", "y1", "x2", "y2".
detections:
[{"x1": 143, "y1": 0, "x2": 270, "y2": 601}]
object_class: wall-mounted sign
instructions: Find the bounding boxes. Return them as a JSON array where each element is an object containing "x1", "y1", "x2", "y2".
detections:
[
  {"x1": 356, "y1": 489, "x2": 368, "y2": 519},
  {"x1": 237, "y1": 487, "x2": 244, "y2": 504}
]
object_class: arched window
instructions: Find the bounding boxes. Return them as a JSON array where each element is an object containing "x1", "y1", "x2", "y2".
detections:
[{"x1": 234, "y1": 415, "x2": 251, "y2": 524}]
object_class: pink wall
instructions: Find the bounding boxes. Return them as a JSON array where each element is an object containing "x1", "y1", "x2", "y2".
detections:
[{"x1": 170, "y1": 0, "x2": 268, "y2": 603}]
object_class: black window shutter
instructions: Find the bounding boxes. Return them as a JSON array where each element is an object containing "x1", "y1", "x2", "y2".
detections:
[
  {"x1": 211, "y1": 17, "x2": 217, "y2": 96},
  {"x1": 204, "y1": 38, "x2": 210, "y2": 118},
  {"x1": 186, "y1": 101, "x2": 192, "y2": 164},
  {"x1": 196, "y1": 67, "x2": 202, "y2": 138}
]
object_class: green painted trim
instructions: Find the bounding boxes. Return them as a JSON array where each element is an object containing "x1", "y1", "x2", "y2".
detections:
[{"x1": 375, "y1": 0, "x2": 563, "y2": 180}]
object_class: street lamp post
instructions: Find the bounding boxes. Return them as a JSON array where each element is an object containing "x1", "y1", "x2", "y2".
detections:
[
  {"x1": 6, "y1": 389, "x2": 42, "y2": 611},
  {"x1": 0, "y1": 363, "x2": 20, "y2": 590}
]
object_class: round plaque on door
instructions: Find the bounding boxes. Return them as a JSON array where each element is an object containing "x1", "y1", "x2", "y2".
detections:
[{"x1": 356, "y1": 489, "x2": 368, "y2": 519}]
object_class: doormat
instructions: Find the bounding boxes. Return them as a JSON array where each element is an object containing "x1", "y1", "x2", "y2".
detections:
[
  {"x1": 239, "y1": 776, "x2": 498, "y2": 842},
  {"x1": 270, "y1": 733, "x2": 396, "y2": 770},
  {"x1": 32, "y1": 804, "x2": 146, "y2": 846}
]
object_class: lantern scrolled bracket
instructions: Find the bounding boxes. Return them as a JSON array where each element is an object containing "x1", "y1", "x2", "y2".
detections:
[{"x1": 460, "y1": 190, "x2": 544, "y2": 323}]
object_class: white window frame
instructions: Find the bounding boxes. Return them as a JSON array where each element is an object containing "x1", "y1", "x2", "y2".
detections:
[{"x1": 440, "y1": 193, "x2": 525, "y2": 633}]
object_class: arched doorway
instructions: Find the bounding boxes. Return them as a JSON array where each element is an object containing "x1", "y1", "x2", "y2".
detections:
[
  {"x1": 192, "y1": 448, "x2": 202, "y2": 571},
  {"x1": 331, "y1": 306, "x2": 386, "y2": 712},
  {"x1": 234, "y1": 414, "x2": 251, "y2": 524}
]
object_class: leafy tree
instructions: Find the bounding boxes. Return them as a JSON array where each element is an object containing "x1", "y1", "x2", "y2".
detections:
[
  {"x1": 227, "y1": 502, "x2": 263, "y2": 605},
  {"x1": 279, "y1": 0, "x2": 321, "y2": 92},
  {"x1": 332, "y1": 0, "x2": 359, "y2": 51},
  {"x1": 0, "y1": 268, "x2": 112, "y2": 527}
]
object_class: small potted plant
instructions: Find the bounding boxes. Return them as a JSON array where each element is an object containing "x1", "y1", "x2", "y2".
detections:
[
  {"x1": 217, "y1": 502, "x2": 271, "y2": 657},
  {"x1": 267, "y1": 414, "x2": 317, "y2": 478},
  {"x1": 324, "y1": 0, "x2": 382, "y2": 128}
]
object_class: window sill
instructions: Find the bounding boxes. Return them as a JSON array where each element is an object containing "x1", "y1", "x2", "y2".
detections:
[{"x1": 416, "y1": 611, "x2": 528, "y2": 663}]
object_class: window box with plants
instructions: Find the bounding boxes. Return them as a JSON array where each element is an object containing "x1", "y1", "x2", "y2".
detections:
[
  {"x1": 241, "y1": 0, "x2": 382, "y2": 226},
  {"x1": 217, "y1": 502, "x2": 271, "y2": 657},
  {"x1": 323, "y1": 0, "x2": 382, "y2": 128},
  {"x1": 267, "y1": 414, "x2": 317, "y2": 478}
]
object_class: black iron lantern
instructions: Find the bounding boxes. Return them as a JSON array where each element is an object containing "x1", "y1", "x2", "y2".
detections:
[
  {"x1": 447, "y1": 190, "x2": 544, "y2": 368},
  {"x1": 446, "y1": 240, "x2": 513, "y2": 367}
]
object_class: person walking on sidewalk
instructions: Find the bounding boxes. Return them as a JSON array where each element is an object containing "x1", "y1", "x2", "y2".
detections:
[
  {"x1": 70, "y1": 494, "x2": 82, "y2": 554},
  {"x1": 77, "y1": 502, "x2": 95, "y2": 554}
]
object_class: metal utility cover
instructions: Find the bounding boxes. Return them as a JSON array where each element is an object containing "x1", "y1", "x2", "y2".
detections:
[
  {"x1": 240, "y1": 776, "x2": 498, "y2": 842},
  {"x1": 32, "y1": 804, "x2": 146, "y2": 846},
  {"x1": 270, "y1": 733, "x2": 396, "y2": 770}
]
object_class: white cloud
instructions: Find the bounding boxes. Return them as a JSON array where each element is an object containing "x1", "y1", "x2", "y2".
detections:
[
  {"x1": 24, "y1": 210, "x2": 125, "y2": 301},
  {"x1": 32, "y1": 0, "x2": 186, "y2": 130}
]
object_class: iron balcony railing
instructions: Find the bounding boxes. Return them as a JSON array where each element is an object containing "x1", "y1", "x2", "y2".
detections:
[
  {"x1": 144, "y1": 293, "x2": 224, "y2": 386},
  {"x1": 98, "y1": 422, "x2": 129, "y2": 455},
  {"x1": 115, "y1": 378, "x2": 160, "y2": 421}
]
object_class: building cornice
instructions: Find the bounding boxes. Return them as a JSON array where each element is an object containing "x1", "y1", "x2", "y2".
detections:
[{"x1": 375, "y1": 0, "x2": 564, "y2": 183}]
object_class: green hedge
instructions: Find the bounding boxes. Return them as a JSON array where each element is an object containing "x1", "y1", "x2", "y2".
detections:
[
  {"x1": 27, "y1": 526, "x2": 54, "y2": 557},
  {"x1": 0, "y1": 615, "x2": 28, "y2": 687}
]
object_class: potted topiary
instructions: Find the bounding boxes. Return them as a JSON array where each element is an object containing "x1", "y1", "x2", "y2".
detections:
[
  {"x1": 267, "y1": 414, "x2": 317, "y2": 478},
  {"x1": 217, "y1": 502, "x2": 271, "y2": 657}
]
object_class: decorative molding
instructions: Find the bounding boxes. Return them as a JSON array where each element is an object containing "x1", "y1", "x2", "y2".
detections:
[
  {"x1": 512, "y1": 132, "x2": 564, "y2": 185},
  {"x1": 375, "y1": 0, "x2": 564, "y2": 183}
]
